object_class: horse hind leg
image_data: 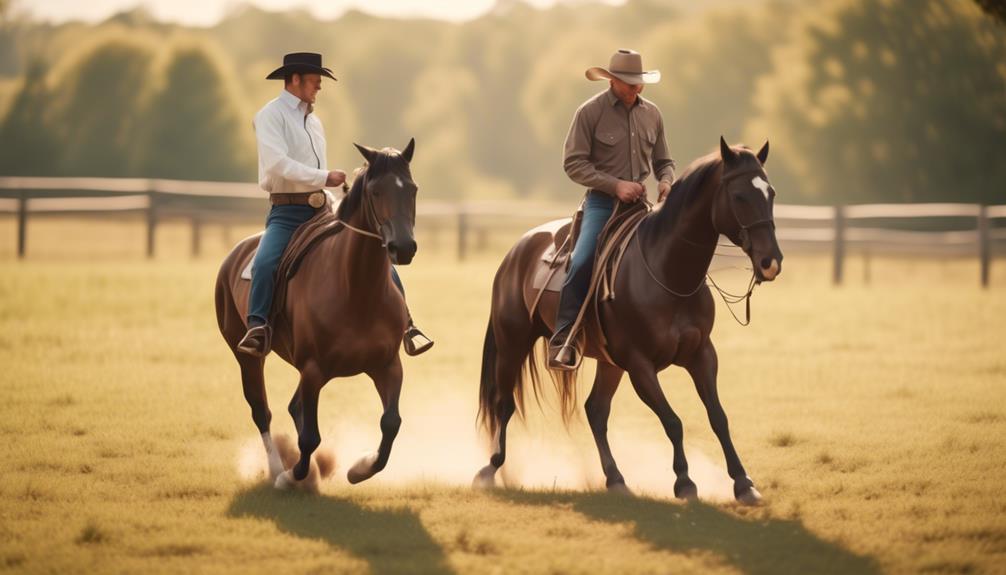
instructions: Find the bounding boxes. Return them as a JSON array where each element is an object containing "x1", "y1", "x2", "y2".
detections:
[
  {"x1": 236, "y1": 353, "x2": 284, "y2": 480},
  {"x1": 585, "y1": 361, "x2": 630, "y2": 493},
  {"x1": 473, "y1": 317, "x2": 536, "y2": 489},
  {"x1": 347, "y1": 356, "x2": 403, "y2": 484}
]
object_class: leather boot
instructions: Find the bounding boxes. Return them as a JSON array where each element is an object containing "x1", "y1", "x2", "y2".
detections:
[{"x1": 237, "y1": 323, "x2": 272, "y2": 357}]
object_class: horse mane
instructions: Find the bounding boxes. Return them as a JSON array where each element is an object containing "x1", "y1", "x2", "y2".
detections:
[
  {"x1": 335, "y1": 148, "x2": 412, "y2": 222},
  {"x1": 648, "y1": 145, "x2": 762, "y2": 231}
]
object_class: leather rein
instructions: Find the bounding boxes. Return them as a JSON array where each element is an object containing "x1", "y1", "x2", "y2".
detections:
[{"x1": 333, "y1": 168, "x2": 387, "y2": 245}]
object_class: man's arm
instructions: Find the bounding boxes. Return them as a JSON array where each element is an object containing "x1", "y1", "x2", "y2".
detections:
[
  {"x1": 562, "y1": 103, "x2": 620, "y2": 196},
  {"x1": 653, "y1": 114, "x2": 676, "y2": 201},
  {"x1": 255, "y1": 109, "x2": 328, "y2": 190}
]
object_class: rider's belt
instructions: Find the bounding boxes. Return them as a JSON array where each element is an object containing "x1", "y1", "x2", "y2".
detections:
[{"x1": 270, "y1": 191, "x2": 326, "y2": 208}]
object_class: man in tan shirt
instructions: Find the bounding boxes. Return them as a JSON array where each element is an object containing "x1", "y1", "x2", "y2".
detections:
[{"x1": 549, "y1": 49, "x2": 676, "y2": 370}]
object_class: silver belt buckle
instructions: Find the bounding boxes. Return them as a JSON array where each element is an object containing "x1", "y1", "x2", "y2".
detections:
[{"x1": 308, "y1": 191, "x2": 325, "y2": 208}]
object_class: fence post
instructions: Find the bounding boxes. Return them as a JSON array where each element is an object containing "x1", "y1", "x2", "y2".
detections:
[
  {"x1": 16, "y1": 191, "x2": 27, "y2": 259},
  {"x1": 457, "y1": 207, "x2": 468, "y2": 261},
  {"x1": 833, "y1": 205, "x2": 845, "y2": 285},
  {"x1": 191, "y1": 214, "x2": 202, "y2": 258},
  {"x1": 979, "y1": 204, "x2": 989, "y2": 288},
  {"x1": 146, "y1": 190, "x2": 158, "y2": 259}
]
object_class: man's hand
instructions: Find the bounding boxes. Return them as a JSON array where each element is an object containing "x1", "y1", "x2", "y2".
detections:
[
  {"x1": 326, "y1": 169, "x2": 347, "y2": 188},
  {"x1": 657, "y1": 179, "x2": 672, "y2": 203},
  {"x1": 614, "y1": 180, "x2": 646, "y2": 203}
]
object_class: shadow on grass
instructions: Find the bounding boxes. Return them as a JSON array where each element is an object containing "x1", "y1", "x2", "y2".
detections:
[
  {"x1": 495, "y1": 490, "x2": 879, "y2": 575},
  {"x1": 228, "y1": 484, "x2": 453, "y2": 575}
]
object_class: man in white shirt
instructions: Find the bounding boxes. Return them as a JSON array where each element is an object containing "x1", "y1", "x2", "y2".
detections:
[{"x1": 237, "y1": 52, "x2": 432, "y2": 357}]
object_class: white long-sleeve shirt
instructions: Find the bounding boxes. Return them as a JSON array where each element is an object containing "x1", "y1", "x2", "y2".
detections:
[{"x1": 253, "y1": 89, "x2": 328, "y2": 194}]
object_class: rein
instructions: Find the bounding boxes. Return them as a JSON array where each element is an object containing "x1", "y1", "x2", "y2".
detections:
[
  {"x1": 333, "y1": 169, "x2": 386, "y2": 245},
  {"x1": 635, "y1": 166, "x2": 773, "y2": 326}
]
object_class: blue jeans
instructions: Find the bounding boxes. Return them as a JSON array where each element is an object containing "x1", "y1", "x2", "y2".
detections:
[
  {"x1": 554, "y1": 191, "x2": 615, "y2": 336},
  {"x1": 247, "y1": 205, "x2": 405, "y2": 326}
]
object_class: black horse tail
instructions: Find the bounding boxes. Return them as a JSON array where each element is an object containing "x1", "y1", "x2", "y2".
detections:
[
  {"x1": 477, "y1": 317, "x2": 499, "y2": 436},
  {"x1": 478, "y1": 314, "x2": 552, "y2": 438}
]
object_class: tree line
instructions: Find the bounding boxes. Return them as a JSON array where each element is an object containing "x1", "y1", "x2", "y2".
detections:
[{"x1": 0, "y1": 0, "x2": 1003, "y2": 204}]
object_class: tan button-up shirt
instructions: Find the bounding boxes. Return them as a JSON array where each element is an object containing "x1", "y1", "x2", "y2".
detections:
[{"x1": 563, "y1": 88, "x2": 675, "y2": 196}]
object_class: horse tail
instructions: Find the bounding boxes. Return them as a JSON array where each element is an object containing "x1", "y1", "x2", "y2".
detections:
[
  {"x1": 547, "y1": 350, "x2": 580, "y2": 428},
  {"x1": 477, "y1": 317, "x2": 499, "y2": 436}
]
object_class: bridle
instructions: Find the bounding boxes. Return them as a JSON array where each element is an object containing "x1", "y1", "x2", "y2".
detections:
[
  {"x1": 334, "y1": 166, "x2": 387, "y2": 246},
  {"x1": 713, "y1": 166, "x2": 776, "y2": 254},
  {"x1": 635, "y1": 165, "x2": 776, "y2": 325}
]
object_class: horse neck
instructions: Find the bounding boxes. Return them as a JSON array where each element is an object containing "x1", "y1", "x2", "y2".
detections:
[
  {"x1": 640, "y1": 170, "x2": 721, "y2": 293},
  {"x1": 336, "y1": 198, "x2": 392, "y2": 299}
]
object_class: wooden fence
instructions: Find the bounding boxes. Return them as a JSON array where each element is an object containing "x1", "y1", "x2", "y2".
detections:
[{"x1": 1, "y1": 176, "x2": 1003, "y2": 286}]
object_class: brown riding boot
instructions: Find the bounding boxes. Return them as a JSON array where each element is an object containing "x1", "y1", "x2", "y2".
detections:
[
  {"x1": 403, "y1": 323, "x2": 434, "y2": 356},
  {"x1": 236, "y1": 323, "x2": 272, "y2": 357},
  {"x1": 547, "y1": 329, "x2": 580, "y2": 371}
]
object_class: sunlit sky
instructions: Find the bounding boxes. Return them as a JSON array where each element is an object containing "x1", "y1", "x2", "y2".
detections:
[{"x1": 19, "y1": 0, "x2": 625, "y2": 26}]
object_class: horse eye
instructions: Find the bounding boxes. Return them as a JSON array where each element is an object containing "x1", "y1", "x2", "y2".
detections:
[{"x1": 733, "y1": 193, "x2": 749, "y2": 203}]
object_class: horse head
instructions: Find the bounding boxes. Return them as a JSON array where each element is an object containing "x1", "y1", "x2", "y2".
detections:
[
  {"x1": 713, "y1": 136, "x2": 783, "y2": 283},
  {"x1": 351, "y1": 138, "x2": 418, "y2": 265}
]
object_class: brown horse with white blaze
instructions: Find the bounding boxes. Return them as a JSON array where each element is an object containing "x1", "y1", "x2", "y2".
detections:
[
  {"x1": 215, "y1": 140, "x2": 419, "y2": 489},
  {"x1": 476, "y1": 138, "x2": 782, "y2": 504}
]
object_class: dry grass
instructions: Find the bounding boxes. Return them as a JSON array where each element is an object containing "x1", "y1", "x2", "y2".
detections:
[{"x1": 0, "y1": 217, "x2": 1004, "y2": 573}]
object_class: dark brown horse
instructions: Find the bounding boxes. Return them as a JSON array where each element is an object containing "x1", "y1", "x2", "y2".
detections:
[
  {"x1": 476, "y1": 138, "x2": 782, "y2": 504},
  {"x1": 215, "y1": 140, "x2": 419, "y2": 489}
]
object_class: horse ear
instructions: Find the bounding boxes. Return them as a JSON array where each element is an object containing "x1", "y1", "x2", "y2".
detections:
[
  {"x1": 719, "y1": 136, "x2": 738, "y2": 163},
  {"x1": 402, "y1": 138, "x2": 415, "y2": 163},
  {"x1": 353, "y1": 143, "x2": 378, "y2": 164},
  {"x1": 756, "y1": 140, "x2": 769, "y2": 165}
]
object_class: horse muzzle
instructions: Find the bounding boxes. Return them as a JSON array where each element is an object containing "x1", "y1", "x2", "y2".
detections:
[
  {"x1": 755, "y1": 256, "x2": 782, "y2": 282},
  {"x1": 388, "y1": 239, "x2": 417, "y2": 266}
]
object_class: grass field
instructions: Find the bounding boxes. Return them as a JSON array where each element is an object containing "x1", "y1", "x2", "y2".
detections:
[{"x1": 1, "y1": 218, "x2": 1005, "y2": 574}]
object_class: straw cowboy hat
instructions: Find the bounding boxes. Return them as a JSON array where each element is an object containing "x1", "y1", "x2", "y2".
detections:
[
  {"x1": 266, "y1": 52, "x2": 337, "y2": 81},
  {"x1": 585, "y1": 49, "x2": 660, "y2": 85}
]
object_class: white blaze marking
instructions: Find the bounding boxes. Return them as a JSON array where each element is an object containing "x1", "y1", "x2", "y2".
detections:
[
  {"x1": 396, "y1": 176, "x2": 404, "y2": 188},
  {"x1": 752, "y1": 176, "x2": 770, "y2": 200}
]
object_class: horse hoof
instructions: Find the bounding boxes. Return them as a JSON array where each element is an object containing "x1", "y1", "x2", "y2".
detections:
[
  {"x1": 472, "y1": 465, "x2": 497, "y2": 489},
  {"x1": 347, "y1": 452, "x2": 379, "y2": 485},
  {"x1": 267, "y1": 457, "x2": 285, "y2": 481},
  {"x1": 736, "y1": 486, "x2": 763, "y2": 506},
  {"x1": 274, "y1": 470, "x2": 295, "y2": 491},
  {"x1": 606, "y1": 482, "x2": 633, "y2": 496},
  {"x1": 674, "y1": 478, "x2": 698, "y2": 500}
]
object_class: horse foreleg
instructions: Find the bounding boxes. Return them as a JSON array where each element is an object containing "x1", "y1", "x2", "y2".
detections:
[
  {"x1": 347, "y1": 356, "x2": 403, "y2": 484},
  {"x1": 236, "y1": 353, "x2": 284, "y2": 480},
  {"x1": 275, "y1": 363, "x2": 324, "y2": 489},
  {"x1": 287, "y1": 384, "x2": 304, "y2": 435},
  {"x1": 627, "y1": 364, "x2": 697, "y2": 500},
  {"x1": 585, "y1": 361, "x2": 629, "y2": 493},
  {"x1": 687, "y1": 342, "x2": 761, "y2": 505}
]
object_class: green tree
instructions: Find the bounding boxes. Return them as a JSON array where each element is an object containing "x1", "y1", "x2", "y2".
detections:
[
  {"x1": 51, "y1": 33, "x2": 156, "y2": 176},
  {"x1": 750, "y1": 0, "x2": 1006, "y2": 203},
  {"x1": 0, "y1": 59, "x2": 61, "y2": 175},
  {"x1": 140, "y1": 43, "x2": 254, "y2": 181}
]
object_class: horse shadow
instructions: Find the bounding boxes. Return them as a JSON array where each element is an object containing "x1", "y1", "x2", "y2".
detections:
[
  {"x1": 495, "y1": 490, "x2": 879, "y2": 575},
  {"x1": 227, "y1": 484, "x2": 454, "y2": 575}
]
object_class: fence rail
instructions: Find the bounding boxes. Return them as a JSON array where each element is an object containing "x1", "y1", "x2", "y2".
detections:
[{"x1": 1, "y1": 177, "x2": 1003, "y2": 286}]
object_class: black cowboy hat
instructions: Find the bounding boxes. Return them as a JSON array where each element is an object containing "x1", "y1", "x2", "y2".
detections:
[{"x1": 266, "y1": 52, "x2": 337, "y2": 81}]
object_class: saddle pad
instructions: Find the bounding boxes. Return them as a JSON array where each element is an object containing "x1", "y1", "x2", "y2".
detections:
[{"x1": 240, "y1": 253, "x2": 255, "y2": 280}]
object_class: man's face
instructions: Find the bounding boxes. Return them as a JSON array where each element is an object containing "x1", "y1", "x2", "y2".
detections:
[
  {"x1": 291, "y1": 73, "x2": 323, "y2": 104},
  {"x1": 610, "y1": 78, "x2": 643, "y2": 106}
]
